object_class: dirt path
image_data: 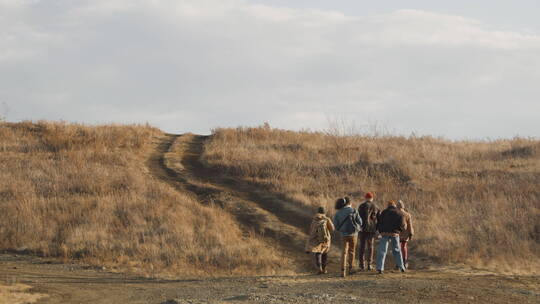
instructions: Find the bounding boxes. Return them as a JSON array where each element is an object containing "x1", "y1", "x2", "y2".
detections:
[
  {"x1": 1, "y1": 133, "x2": 539, "y2": 303},
  {"x1": 1, "y1": 253, "x2": 539, "y2": 304},
  {"x1": 148, "y1": 133, "x2": 316, "y2": 271}
]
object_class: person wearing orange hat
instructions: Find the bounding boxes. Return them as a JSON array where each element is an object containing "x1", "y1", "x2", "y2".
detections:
[
  {"x1": 357, "y1": 192, "x2": 380, "y2": 271},
  {"x1": 376, "y1": 200, "x2": 407, "y2": 274}
]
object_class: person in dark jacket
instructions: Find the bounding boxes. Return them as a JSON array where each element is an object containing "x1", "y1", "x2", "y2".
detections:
[
  {"x1": 357, "y1": 192, "x2": 380, "y2": 271},
  {"x1": 375, "y1": 200, "x2": 407, "y2": 274},
  {"x1": 333, "y1": 197, "x2": 362, "y2": 278}
]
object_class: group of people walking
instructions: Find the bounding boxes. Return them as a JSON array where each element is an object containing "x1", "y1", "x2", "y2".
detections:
[{"x1": 305, "y1": 192, "x2": 414, "y2": 277}]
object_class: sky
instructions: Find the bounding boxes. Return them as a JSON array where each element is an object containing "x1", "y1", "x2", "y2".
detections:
[{"x1": 1, "y1": 0, "x2": 539, "y2": 139}]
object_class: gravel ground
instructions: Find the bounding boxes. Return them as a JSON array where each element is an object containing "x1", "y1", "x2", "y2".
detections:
[{"x1": 1, "y1": 254, "x2": 538, "y2": 304}]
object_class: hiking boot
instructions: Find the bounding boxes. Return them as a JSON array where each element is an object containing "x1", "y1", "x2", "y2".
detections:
[
  {"x1": 348, "y1": 268, "x2": 356, "y2": 275},
  {"x1": 377, "y1": 270, "x2": 383, "y2": 275},
  {"x1": 321, "y1": 266, "x2": 328, "y2": 274},
  {"x1": 367, "y1": 265, "x2": 373, "y2": 271},
  {"x1": 400, "y1": 268, "x2": 406, "y2": 273},
  {"x1": 404, "y1": 262, "x2": 409, "y2": 269}
]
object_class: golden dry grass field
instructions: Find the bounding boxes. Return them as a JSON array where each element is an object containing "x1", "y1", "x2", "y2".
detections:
[
  {"x1": 202, "y1": 125, "x2": 540, "y2": 274},
  {"x1": 0, "y1": 121, "x2": 539, "y2": 303},
  {"x1": 0, "y1": 121, "x2": 283, "y2": 277}
]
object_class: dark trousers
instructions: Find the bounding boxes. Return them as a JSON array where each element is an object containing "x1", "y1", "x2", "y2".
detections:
[
  {"x1": 314, "y1": 252, "x2": 328, "y2": 269},
  {"x1": 358, "y1": 231, "x2": 376, "y2": 268}
]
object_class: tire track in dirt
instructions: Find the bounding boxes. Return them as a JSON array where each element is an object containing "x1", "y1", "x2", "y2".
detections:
[{"x1": 147, "y1": 133, "x2": 316, "y2": 272}]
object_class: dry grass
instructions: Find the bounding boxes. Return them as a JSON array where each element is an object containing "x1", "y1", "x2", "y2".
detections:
[
  {"x1": 0, "y1": 284, "x2": 47, "y2": 304},
  {"x1": 0, "y1": 121, "x2": 283, "y2": 276},
  {"x1": 202, "y1": 126, "x2": 540, "y2": 274}
]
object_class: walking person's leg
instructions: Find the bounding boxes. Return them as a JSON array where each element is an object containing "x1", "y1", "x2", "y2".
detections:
[
  {"x1": 400, "y1": 241, "x2": 408, "y2": 269},
  {"x1": 390, "y1": 236, "x2": 405, "y2": 271},
  {"x1": 376, "y1": 236, "x2": 390, "y2": 273},
  {"x1": 314, "y1": 253, "x2": 323, "y2": 273},
  {"x1": 347, "y1": 236, "x2": 357, "y2": 274},
  {"x1": 341, "y1": 237, "x2": 350, "y2": 277},
  {"x1": 321, "y1": 252, "x2": 328, "y2": 274},
  {"x1": 366, "y1": 233, "x2": 375, "y2": 270},
  {"x1": 358, "y1": 232, "x2": 367, "y2": 270}
]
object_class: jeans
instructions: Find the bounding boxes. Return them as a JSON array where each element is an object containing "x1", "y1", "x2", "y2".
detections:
[
  {"x1": 358, "y1": 232, "x2": 376, "y2": 268},
  {"x1": 376, "y1": 235, "x2": 405, "y2": 271},
  {"x1": 341, "y1": 235, "x2": 357, "y2": 270}
]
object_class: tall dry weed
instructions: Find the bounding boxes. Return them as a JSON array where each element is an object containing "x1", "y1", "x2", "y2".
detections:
[
  {"x1": 202, "y1": 126, "x2": 540, "y2": 274},
  {"x1": 0, "y1": 121, "x2": 284, "y2": 276}
]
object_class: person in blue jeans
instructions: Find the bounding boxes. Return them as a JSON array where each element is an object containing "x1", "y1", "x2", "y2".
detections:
[{"x1": 376, "y1": 200, "x2": 407, "y2": 274}]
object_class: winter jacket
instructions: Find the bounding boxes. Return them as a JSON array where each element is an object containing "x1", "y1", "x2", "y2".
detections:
[
  {"x1": 377, "y1": 206, "x2": 406, "y2": 237},
  {"x1": 333, "y1": 205, "x2": 362, "y2": 237},
  {"x1": 358, "y1": 200, "x2": 380, "y2": 233},
  {"x1": 305, "y1": 214, "x2": 335, "y2": 253},
  {"x1": 399, "y1": 210, "x2": 414, "y2": 241}
]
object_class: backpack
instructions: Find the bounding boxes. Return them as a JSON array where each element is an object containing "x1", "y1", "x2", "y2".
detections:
[
  {"x1": 336, "y1": 209, "x2": 361, "y2": 233},
  {"x1": 315, "y1": 219, "x2": 330, "y2": 243}
]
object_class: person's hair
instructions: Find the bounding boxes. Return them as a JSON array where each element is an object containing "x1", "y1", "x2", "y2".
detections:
[
  {"x1": 396, "y1": 200, "x2": 405, "y2": 210},
  {"x1": 317, "y1": 206, "x2": 325, "y2": 214},
  {"x1": 387, "y1": 200, "x2": 397, "y2": 207},
  {"x1": 335, "y1": 196, "x2": 351, "y2": 210}
]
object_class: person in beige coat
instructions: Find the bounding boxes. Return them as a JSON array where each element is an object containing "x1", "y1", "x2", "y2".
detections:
[
  {"x1": 397, "y1": 200, "x2": 414, "y2": 269},
  {"x1": 305, "y1": 206, "x2": 335, "y2": 274}
]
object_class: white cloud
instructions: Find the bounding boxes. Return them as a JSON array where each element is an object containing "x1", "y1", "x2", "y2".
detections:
[{"x1": 1, "y1": 0, "x2": 539, "y2": 138}]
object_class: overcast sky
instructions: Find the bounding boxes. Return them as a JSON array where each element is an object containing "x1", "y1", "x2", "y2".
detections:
[{"x1": 1, "y1": 0, "x2": 539, "y2": 139}]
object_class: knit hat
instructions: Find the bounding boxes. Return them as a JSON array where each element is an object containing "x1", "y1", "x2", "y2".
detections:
[
  {"x1": 365, "y1": 192, "x2": 374, "y2": 199},
  {"x1": 317, "y1": 206, "x2": 326, "y2": 214}
]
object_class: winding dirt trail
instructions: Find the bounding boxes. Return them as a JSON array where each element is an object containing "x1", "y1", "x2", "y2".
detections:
[
  {"x1": 1, "y1": 134, "x2": 539, "y2": 304},
  {"x1": 148, "y1": 133, "x2": 315, "y2": 270}
]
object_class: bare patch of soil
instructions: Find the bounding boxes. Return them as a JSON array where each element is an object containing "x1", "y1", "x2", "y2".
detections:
[{"x1": 1, "y1": 254, "x2": 538, "y2": 304}]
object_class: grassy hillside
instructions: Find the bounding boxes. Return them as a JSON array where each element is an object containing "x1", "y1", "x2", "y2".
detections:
[
  {"x1": 0, "y1": 121, "x2": 282, "y2": 276},
  {"x1": 202, "y1": 126, "x2": 540, "y2": 274}
]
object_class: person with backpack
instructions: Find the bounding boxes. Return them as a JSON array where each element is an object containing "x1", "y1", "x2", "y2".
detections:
[
  {"x1": 333, "y1": 197, "x2": 363, "y2": 278},
  {"x1": 376, "y1": 200, "x2": 407, "y2": 274},
  {"x1": 357, "y1": 192, "x2": 380, "y2": 271},
  {"x1": 305, "y1": 206, "x2": 335, "y2": 274},
  {"x1": 397, "y1": 200, "x2": 414, "y2": 269}
]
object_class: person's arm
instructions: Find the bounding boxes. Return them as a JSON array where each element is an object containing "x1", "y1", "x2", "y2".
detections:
[
  {"x1": 399, "y1": 214, "x2": 407, "y2": 232},
  {"x1": 376, "y1": 209, "x2": 384, "y2": 231},
  {"x1": 326, "y1": 217, "x2": 335, "y2": 233},
  {"x1": 333, "y1": 213, "x2": 340, "y2": 230},
  {"x1": 355, "y1": 211, "x2": 363, "y2": 230},
  {"x1": 408, "y1": 214, "x2": 414, "y2": 240}
]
